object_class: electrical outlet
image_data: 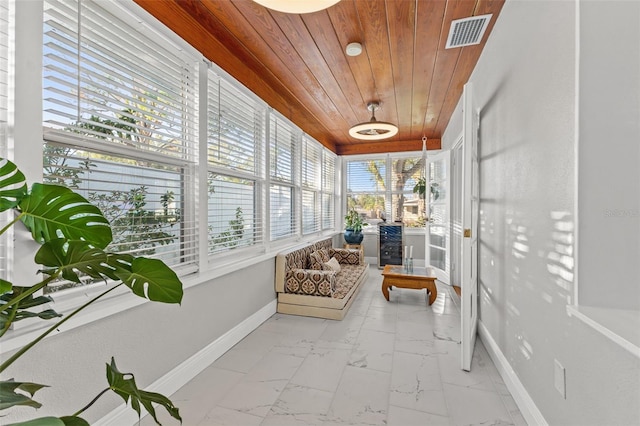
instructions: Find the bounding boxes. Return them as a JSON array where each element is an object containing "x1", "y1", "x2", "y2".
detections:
[{"x1": 554, "y1": 359, "x2": 566, "y2": 399}]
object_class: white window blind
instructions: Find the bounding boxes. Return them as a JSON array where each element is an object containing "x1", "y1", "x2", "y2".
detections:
[
  {"x1": 322, "y1": 149, "x2": 336, "y2": 230},
  {"x1": 207, "y1": 173, "x2": 262, "y2": 254},
  {"x1": 43, "y1": 0, "x2": 198, "y2": 161},
  {"x1": 42, "y1": 0, "x2": 199, "y2": 280},
  {"x1": 270, "y1": 114, "x2": 297, "y2": 184},
  {"x1": 208, "y1": 74, "x2": 263, "y2": 175},
  {"x1": 43, "y1": 144, "x2": 197, "y2": 276},
  {"x1": 270, "y1": 184, "x2": 295, "y2": 241},
  {"x1": 207, "y1": 69, "x2": 264, "y2": 255},
  {"x1": 0, "y1": 0, "x2": 8, "y2": 153},
  {"x1": 269, "y1": 115, "x2": 298, "y2": 240},
  {"x1": 0, "y1": 0, "x2": 12, "y2": 283},
  {"x1": 301, "y1": 136, "x2": 321, "y2": 234}
]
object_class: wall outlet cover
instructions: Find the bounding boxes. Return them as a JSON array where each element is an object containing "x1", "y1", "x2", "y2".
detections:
[{"x1": 554, "y1": 359, "x2": 566, "y2": 399}]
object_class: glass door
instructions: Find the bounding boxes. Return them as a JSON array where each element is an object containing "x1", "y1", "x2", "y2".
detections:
[{"x1": 426, "y1": 150, "x2": 450, "y2": 283}]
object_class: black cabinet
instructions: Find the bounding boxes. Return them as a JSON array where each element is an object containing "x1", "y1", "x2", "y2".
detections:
[{"x1": 378, "y1": 223, "x2": 403, "y2": 268}]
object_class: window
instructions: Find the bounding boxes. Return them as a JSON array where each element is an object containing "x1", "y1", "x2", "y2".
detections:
[
  {"x1": 0, "y1": 0, "x2": 12, "y2": 283},
  {"x1": 207, "y1": 72, "x2": 265, "y2": 254},
  {"x1": 345, "y1": 154, "x2": 425, "y2": 228},
  {"x1": 301, "y1": 135, "x2": 321, "y2": 234},
  {"x1": 42, "y1": 0, "x2": 199, "y2": 289},
  {"x1": 269, "y1": 115, "x2": 298, "y2": 241},
  {"x1": 322, "y1": 149, "x2": 336, "y2": 230},
  {"x1": 27, "y1": 0, "x2": 341, "y2": 298}
]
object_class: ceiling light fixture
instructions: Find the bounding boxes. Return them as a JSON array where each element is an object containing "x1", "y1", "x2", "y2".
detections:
[
  {"x1": 252, "y1": 0, "x2": 340, "y2": 14},
  {"x1": 349, "y1": 102, "x2": 398, "y2": 140},
  {"x1": 345, "y1": 42, "x2": 362, "y2": 57}
]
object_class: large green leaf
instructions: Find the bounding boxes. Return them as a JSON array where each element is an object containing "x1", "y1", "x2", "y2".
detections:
[
  {"x1": 115, "y1": 258, "x2": 183, "y2": 304},
  {"x1": 0, "y1": 380, "x2": 47, "y2": 410},
  {"x1": 0, "y1": 278, "x2": 11, "y2": 294},
  {"x1": 59, "y1": 417, "x2": 90, "y2": 426},
  {"x1": 18, "y1": 183, "x2": 112, "y2": 249},
  {"x1": 106, "y1": 358, "x2": 181, "y2": 425},
  {"x1": 0, "y1": 158, "x2": 27, "y2": 212},
  {"x1": 35, "y1": 239, "x2": 117, "y2": 283},
  {"x1": 0, "y1": 291, "x2": 60, "y2": 332}
]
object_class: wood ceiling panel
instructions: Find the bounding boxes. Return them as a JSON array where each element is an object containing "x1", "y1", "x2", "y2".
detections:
[
  {"x1": 134, "y1": 0, "x2": 503, "y2": 155},
  {"x1": 354, "y1": 0, "x2": 397, "y2": 136},
  {"x1": 203, "y1": 0, "x2": 345, "y2": 131},
  {"x1": 434, "y1": 0, "x2": 506, "y2": 137},
  {"x1": 300, "y1": 11, "x2": 364, "y2": 124},
  {"x1": 387, "y1": 0, "x2": 417, "y2": 141},
  {"x1": 327, "y1": 0, "x2": 377, "y2": 122},
  {"x1": 412, "y1": 0, "x2": 447, "y2": 139},
  {"x1": 270, "y1": 12, "x2": 358, "y2": 130},
  {"x1": 423, "y1": 0, "x2": 477, "y2": 139}
]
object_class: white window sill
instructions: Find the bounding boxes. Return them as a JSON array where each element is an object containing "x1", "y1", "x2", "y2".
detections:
[{"x1": 567, "y1": 304, "x2": 640, "y2": 358}]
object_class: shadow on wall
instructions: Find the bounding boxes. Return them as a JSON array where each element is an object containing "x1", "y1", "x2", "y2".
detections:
[{"x1": 545, "y1": 211, "x2": 574, "y2": 305}]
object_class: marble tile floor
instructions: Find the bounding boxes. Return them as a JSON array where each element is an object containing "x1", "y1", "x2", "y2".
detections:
[{"x1": 140, "y1": 266, "x2": 526, "y2": 426}]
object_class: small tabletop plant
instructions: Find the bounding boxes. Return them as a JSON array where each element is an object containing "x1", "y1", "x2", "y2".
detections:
[
  {"x1": 0, "y1": 158, "x2": 183, "y2": 425},
  {"x1": 344, "y1": 209, "x2": 367, "y2": 233}
]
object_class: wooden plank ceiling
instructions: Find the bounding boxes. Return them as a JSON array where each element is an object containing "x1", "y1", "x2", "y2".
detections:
[{"x1": 135, "y1": 0, "x2": 504, "y2": 155}]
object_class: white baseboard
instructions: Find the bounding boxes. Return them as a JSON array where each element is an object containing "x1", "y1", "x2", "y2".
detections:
[
  {"x1": 478, "y1": 320, "x2": 547, "y2": 426},
  {"x1": 95, "y1": 299, "x2": 278, "y2": 426}
]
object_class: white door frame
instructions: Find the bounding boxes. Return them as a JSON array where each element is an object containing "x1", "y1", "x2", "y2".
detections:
[
  {"x1": 450, "y1": 138, "x2": 464, "y2": 289},
  {"x1": 425, "y1": 150, "x2": 451, "y2": 284},
  {"x1": 461, "y1": 82, "x2": 480, "y2": 371}
]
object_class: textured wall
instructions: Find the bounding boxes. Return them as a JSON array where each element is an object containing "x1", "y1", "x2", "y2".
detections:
[{"x1": 445, "y1": 0, "x2": 640, "y2": 424}]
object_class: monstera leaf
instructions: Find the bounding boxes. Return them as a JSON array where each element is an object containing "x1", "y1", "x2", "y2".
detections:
[
  {"x1": 0, "y1": 278, "x2": 11, "y2": 293},
  {"x1": 0, "y1": 291, "x2": 61, "y2": 337},
  {"x1": 115, "y1": 258, "x2": 183, "y2": 304},
  {"x1": 0, "y1": 380, "x2": 47, "y2": 410},
  {"x1": 0, "y1": 158, "x2": 27, "y2": 212},
  {"x1": 34, "y1": 239, "x2": 116, "y2": 283},
  {"x1": 106, "y1": 358, "x2": 181, "y2": 425},
  {"x1": 18, "y1": 184, "x2": 112, "y2": 249}
]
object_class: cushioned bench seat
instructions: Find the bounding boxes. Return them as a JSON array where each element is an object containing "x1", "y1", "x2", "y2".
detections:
[{"x1": 275, "y1": 238, "x2": 368, "y2": 320}]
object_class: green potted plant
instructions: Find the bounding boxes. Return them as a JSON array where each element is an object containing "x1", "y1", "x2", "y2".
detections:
[
  {"x1": 344, "y1": 209, "x2": 367, "y2": 244},
  {"x1": 0, "y1": 158, "x2": 182, "y2": 425}
]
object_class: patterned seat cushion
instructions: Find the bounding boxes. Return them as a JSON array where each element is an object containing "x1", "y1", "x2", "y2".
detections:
[
  {"x1": 286, "y1": 269, "x2": 335, "y2": 297},
  {"x1": 309, "y1": 249, "x2": 330, "y2": 270},
  {"x1": 333, "y1": 264, "x2": 367, "y2": 299},
  {"x1": 330, "y1": 248, "x2": 362, "y2": 265}
]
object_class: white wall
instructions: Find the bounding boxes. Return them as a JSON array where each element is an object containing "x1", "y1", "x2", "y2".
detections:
[
  {"x1": 3, "y1": 260, "x2": 276, "y2": 423},
  {"x1": 578, "y1": 1, "x2": 640, "y2": 310},
  {"x1": 444, "y1": 0, "x2": 640, "y2": 424}
]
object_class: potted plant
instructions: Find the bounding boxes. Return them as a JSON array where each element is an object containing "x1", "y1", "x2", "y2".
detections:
[
  {"x1": 0, "y1": 158, "x2": 182, "y2": 425},
  {"x1": 344, "y1": 209, "x2": 367, "y2": 244}
]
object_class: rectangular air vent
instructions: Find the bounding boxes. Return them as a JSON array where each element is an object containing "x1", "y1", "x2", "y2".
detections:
[{"x1": 445, "y1": 14, "x2": 493, "y2": 49}]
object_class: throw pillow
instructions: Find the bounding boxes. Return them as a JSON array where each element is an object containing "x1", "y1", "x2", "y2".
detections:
[
  {"x1": 310, "y1": 249, "x2": 330, "y2": 270},
  {"x1": 323, "y1": 257, "x2": 341, "y2": 273}
]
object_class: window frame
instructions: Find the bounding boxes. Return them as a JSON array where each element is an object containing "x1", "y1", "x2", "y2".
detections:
[{"x1": 343, "y1": 152, "x2": 427, "y2": 233}]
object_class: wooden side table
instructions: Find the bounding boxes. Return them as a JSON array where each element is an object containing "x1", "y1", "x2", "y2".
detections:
[{"x1": 381, "y1": 264, "x2": 437, "y2": 305}]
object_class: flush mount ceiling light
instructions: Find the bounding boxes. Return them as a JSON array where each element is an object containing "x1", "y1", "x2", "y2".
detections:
[
  {"x1": 252, "y1": 0, "x2": 340, "y2": 14},
  {"x1": 345, "y1": 42, "x2": 362, "y2": 57},
  {"x1": 349, "y1": 102, "x2": 398, "y2": 140}
]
